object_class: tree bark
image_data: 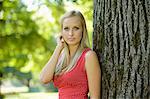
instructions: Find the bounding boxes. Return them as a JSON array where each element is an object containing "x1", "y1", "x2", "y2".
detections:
[{"x1": 93, "y1": 0, "x2": 150, "y2": 98}]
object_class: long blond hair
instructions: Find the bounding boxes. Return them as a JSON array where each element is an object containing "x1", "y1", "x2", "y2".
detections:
[{"x1": 55, "y1": 10, "x2": 90, "y2": 75}]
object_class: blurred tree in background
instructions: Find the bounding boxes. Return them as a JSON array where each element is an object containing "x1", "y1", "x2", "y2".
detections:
[{"x1": 0, "y1": 0, "x2": 93, "y2": 95}]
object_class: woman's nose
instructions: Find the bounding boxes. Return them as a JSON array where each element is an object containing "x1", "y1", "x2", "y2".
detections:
[{"x1": 68, "y1": 30, "x2": 73, "y2": 36}]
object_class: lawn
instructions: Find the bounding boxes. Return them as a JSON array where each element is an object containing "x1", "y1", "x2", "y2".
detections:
[{"x1": 4, "y1": 92, "x2": 58, "y2": 99}]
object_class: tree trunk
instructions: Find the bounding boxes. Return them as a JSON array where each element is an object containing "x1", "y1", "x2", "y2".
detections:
[{"x1": 93, "y1": 0, "x2": 150, "y2": 98}]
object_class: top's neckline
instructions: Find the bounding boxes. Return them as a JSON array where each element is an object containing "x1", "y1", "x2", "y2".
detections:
[{"x1": 59, "y1": 48, "x2": 91, "y2": 76}]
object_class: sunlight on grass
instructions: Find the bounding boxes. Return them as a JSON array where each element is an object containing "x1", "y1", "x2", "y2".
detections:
[{"x1": 4, "y1": 92, "x2": 58, "y2": 99}]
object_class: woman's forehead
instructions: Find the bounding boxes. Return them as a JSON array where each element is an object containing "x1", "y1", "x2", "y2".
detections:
[{"x1": 63, "y1": 16, "x2": 82, "y2": 26}]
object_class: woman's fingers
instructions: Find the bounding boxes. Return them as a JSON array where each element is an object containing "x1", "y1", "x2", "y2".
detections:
[
  {"x1": 56, "y1": 35, "x2": 65, "y2": 48},
  {"x1": 61, "y1": 37, "x2": 64, "y2": 42}
]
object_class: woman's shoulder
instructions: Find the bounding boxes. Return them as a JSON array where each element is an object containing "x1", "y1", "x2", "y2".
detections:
[
  {"x1": 84, "y1": 49, "x2": 100, "y2": 70},
  {"x1": 85, "y1": 49, "x2": 98, "y2": 62},
  {"x1": 85, "y1": 49, "x2": 97, "y2": 57}
]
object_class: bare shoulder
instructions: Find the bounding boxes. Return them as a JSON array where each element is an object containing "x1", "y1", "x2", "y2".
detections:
[
  {"x1": 85, "y1": 50, "x2": 98, "y2": 60},
  {"x1": 85, "y1": 50, "x2": 100, "y2": 68}
]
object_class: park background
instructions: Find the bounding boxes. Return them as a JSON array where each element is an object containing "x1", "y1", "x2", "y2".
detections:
[
  {"x1": 0, "y1": 0, "x2": 93, "y2": 98},
  {"x1": 1, "y1": 0, "x2": 149, "y2": 98}
]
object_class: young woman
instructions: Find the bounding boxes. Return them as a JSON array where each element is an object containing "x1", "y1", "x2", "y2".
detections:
[{"x1": 40, "y1": 10, "x2": 101, "y2": 99}]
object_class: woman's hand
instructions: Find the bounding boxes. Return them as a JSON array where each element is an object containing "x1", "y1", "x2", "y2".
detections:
[{"x1": 56, "y1": 35, "x2": 65, "y2": 49}]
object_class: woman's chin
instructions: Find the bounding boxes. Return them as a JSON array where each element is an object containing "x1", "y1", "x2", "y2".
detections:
[{"x1": 67, "y1": 42, "x2": 80, "y2": 46}]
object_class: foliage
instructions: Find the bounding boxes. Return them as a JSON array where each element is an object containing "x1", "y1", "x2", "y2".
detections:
[
  {"x1": 0, "y1": 0, "x2": 93, "y2": 90},
  {"x1": 0, "y1": 0, "x2": 56, "y2": 74}
]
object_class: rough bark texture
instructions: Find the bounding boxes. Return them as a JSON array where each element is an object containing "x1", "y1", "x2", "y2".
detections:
[{"x1": 93, "y1": 0, "x2": 150, "y2": 98}]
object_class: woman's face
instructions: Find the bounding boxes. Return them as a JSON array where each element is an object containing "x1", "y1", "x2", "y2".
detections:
[{"x1": 62, "y1": 16, "x2": 83, "y2": 46}]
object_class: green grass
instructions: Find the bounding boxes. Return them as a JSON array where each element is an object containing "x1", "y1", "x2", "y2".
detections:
[{"x1": 4, "y1": 92, "x2": 58, "y2": 99}]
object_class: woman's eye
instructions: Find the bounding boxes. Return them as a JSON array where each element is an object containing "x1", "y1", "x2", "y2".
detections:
[
  {"x1": 64, "y1": 27, "x2": 69, "y2": 30},
  {"x1": 74, "y1": 27, "x2": 79, "y2": 30}
]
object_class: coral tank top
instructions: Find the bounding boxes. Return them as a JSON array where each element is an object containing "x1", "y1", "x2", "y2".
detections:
[{"x1": 53, "y1": 48, "x2": 91, "y2": 99}]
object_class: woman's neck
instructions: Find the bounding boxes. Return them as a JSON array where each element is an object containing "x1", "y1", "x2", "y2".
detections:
[{"x1": 68, "y1": 44, "x2": 79, "y2": 58}]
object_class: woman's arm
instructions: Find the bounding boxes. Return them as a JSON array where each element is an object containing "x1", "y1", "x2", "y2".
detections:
[
  {"x1": 85, "y1": 50, "x2": 101, "y2": 99},
  {"x1": 39, "y1": 36, "x2": 64, "y2": 84},
  {"x1": 39, "y1": 46, "x2": 62, "y2": 84}
]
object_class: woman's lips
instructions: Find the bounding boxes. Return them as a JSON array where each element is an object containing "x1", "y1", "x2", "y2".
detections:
[{"x1": 68, "y1": 38, "x2": 75, "y2": 41}]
